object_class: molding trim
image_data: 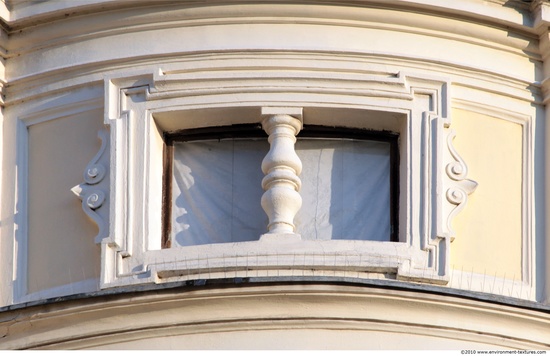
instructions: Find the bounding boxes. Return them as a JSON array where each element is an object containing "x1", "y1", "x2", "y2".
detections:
[
  {"x1": 5, "y1": 51, "x2": 536, "y2": 109},
  {"x1": 100, "y1": 69, "x2": 476, "y2": 289},
  {"x1": 1, "y1": 284, "x2": 549, "y2": 349},
  {"x1": 6, "y1": 2, "x2": 536, "y2": 56}
]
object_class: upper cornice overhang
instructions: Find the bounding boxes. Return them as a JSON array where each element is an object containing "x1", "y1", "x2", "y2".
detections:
[
  {"x1": 0, "y1": 0, "x2": 541, "y2": 101},
  {"x1": 0, "y1": 0, "x2": 538, "y2": 34}
]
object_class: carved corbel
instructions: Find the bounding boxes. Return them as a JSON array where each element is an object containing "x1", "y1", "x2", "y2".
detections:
[
  {"x1": 71, "y1": 128, "x2": 110, "y2": 244},
  {"x1": 445, "y1": 129, "x2": 478, "y2": 241}
]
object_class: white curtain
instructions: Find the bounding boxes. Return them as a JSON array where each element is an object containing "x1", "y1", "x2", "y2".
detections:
[
  {"x1": 172, "y1": 139, "x2": 268, "y2": 247},
  {"x1": 171, "y1": 138, "x2": 391, "y2": 247},
  {"x1": 295, "y1": 139, "x2": 391, "y2": 241}
]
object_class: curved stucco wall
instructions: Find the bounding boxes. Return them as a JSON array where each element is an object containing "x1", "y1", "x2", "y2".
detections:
[
  {"x1": 0, "y1": 0, "x2": 548, "y2": 349},
  {"x1": 27, "y1": 111, "x2": 103, "y2": 294},
  {"x1": 21, "y1": 91, "x2": 529, "y2": 297},
  {"x1": 451, "y1": 108, "x2": 523, "y2": 279}
]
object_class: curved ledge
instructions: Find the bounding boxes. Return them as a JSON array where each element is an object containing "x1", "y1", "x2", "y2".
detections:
[{"x1": 1, "y1": 281, "x2": 549, "y2": 349}]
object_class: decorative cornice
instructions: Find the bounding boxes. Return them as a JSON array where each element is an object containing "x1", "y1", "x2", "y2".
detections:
[
  {"x1": 1, "y1": 283, "x2": 549, "y2": 349},
  {"x1": 3, "y1": 0, "x2": 534, "y2": 32}
]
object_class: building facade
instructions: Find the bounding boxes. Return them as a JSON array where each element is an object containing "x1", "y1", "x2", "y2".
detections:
[{"x1": 1, "y1": 0, "x2": 550, "y2": 349}]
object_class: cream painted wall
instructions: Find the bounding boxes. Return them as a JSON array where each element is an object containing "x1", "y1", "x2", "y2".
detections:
[
  {"x1": 0, "y1": 0, "x2": 538, "y2": 298},
  {"x1": 451, "y1": 108, "x2": 522, "y2": 278},
  {"x1": 27, "y1": 110, "x2": 103, "y2": 294},
  {"x1": 0, "y1": 1, "x2": 547, "y2": 350},
  {"x1": 89, "y1": 329, "x2": 509, "y2": 350}
]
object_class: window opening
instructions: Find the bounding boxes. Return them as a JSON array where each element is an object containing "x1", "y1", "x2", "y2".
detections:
[{"x1": 162, "y1": 124, "x2": 399, "y2": 248}]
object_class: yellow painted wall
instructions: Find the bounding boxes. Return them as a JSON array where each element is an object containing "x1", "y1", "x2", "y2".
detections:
[
  {"x1": 450, "y1": 108, "x2": 522, "y2": 279},
  {"x1": 27, "y1": 111, "x2": 103, "y2": 294}
]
